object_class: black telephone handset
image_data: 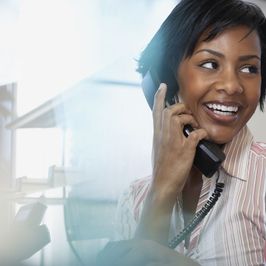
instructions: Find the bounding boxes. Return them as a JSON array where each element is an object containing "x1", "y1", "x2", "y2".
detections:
[{"x1": 141, "y1": 67, "x2": 225, "y2": 177}]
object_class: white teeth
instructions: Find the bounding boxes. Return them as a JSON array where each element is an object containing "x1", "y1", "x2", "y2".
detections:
[
  {"x1": 206, "y1": 103, "x2": 238, "y2": 113},
  {"x1": 213, "y1": 110, "x2": 233, "y2": 116}
]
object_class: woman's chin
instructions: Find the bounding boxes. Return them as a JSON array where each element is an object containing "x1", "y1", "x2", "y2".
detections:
[{"x1": 205, "y1": 129, "x2": 235, "y2": 145}]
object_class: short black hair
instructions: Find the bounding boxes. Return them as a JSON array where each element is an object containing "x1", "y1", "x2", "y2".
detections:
[{"x1": 137, "y1": 0, "x2": 266, "y2": 111}]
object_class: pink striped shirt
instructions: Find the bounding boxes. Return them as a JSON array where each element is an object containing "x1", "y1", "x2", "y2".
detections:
[{"x1": 115, "y1": 126, "x2": 266, "y2": 266}]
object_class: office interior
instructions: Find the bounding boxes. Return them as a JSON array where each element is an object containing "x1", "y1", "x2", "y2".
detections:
[{"x1": 0, "y1": 0, "x2": 266, "y2": 265}]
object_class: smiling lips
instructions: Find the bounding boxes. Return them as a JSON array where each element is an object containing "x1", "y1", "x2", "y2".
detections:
[{"x1": 205, "y1": 102, "x2": 239, "y2": 118}]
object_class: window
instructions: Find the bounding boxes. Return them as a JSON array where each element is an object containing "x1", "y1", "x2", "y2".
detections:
[
  {"x1": 14, "y1": 0, "x2": 176, "y2": 189},
  {"x1": 1, "y1": 1, "x2": 178, "y2": 265}
]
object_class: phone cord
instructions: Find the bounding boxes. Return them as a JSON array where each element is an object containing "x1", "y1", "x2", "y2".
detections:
[{"x1": 168, "y1": 182, "x2": 224, "y2": 249}]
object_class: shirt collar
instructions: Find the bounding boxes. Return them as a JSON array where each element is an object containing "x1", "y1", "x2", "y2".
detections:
[{"x1": 221, "y1": 126, "x2": 254, "y2": 181}]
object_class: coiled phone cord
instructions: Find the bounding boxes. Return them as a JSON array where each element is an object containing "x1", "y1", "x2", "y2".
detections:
[{"x1": 168, "y1": 181, "x2": 224, "y2": 249}]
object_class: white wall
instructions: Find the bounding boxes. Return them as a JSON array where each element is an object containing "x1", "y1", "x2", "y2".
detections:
[
  {"x1": 246, "y1": 0, "x2": 266, "y2": 142},
  {"x1": 0, "y1": 0, "x2": 18, "y2": 86},
  {"x1": 248, "y1": 108, "x2": 266, "y2": 142}
]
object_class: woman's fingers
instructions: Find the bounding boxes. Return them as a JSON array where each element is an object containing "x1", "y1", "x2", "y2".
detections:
[
  {"x1": 186, "y1": 128, "x2": 208, "y2": 149},
  {"x1": 151, "y1": 82, "x2": 210, "y2": 196},
  {"x1": 153, "y1": 83, "x2": 194, "y2": 134},
  {"x1": 153, "y1": 83, "x2": 167, "y2": 132},
  {"x1": 163, "y1": 113, "x2": 199, "y2": 134}
]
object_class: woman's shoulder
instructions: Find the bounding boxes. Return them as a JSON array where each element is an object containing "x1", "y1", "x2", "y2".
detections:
[
  {"x1": 251, "y1": 141, "x2": 266, "y2": 158},
  {"x1": 130, "y1": 175, "x2": 152, "y2": 189},
  {"x1": 117, "y1": 176, "x2": 152, "y2": 223},
  {"x1": 127, "y1": 175, "x2": 152, "y2": 200}
]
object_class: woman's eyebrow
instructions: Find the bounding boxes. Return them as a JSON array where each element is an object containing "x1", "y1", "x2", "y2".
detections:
[
  {"x1": 239, "y1": 55, "x2": 261, "y2": 61},
  {"x1": 194, "y1": 49, "x2": 261, "y2": 61},
  {"x1": 194, "y1": 49, "x2": 223, "y2": 58}
]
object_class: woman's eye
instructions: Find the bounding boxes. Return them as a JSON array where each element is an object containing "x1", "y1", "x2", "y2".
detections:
[
  {"x1": 200, "y1": 61, "x2": 218, "y2": 70},
  {"x1": 240, "y1": 65, "x2": 259, "y2": 74}
]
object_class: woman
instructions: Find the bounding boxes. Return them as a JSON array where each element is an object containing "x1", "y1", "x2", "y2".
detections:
[{"x1": 98, "y1": 0, "x2": 266, "y2": 265}]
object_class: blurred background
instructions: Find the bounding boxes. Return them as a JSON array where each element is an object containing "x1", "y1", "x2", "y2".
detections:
[{"x1": 0, "y1": 0, "x2": 265, "y2": 265}]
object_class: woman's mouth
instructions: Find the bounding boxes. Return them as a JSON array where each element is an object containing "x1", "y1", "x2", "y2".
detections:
[{"x1": 204, "y1": 102, "x2": 240, "y2": 122}]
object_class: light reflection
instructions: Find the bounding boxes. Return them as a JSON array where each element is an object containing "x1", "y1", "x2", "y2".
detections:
[{"x1": 8, "y1": 1, "x2": 181, "y2": 265}]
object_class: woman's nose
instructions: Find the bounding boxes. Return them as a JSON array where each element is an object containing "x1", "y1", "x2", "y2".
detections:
[{"x1": 216, "y1": 69, "x2": 243, "y2": 95}]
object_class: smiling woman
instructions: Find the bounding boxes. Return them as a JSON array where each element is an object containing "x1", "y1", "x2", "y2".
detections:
[
  {"x1": 177, "y1": 26, "x2": 261, "y2": 144},
  {"x1": 96, "y1": 1, "x2": 266, "y2": 266}
]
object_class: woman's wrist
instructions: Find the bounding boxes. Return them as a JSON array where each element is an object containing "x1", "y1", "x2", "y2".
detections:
[
  {"x1": 148, "y1": 184, "x2": 177, "y2": 210},
  {"x1": 150, "y1": 172, "x2": 183, "y2": 208}
]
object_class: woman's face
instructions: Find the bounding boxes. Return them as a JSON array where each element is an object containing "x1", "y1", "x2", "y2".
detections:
[{"x1": 177, "y1": 25, "x2": 261, "y2": 144}]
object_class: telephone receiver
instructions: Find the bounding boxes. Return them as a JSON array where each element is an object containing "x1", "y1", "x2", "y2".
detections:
[{"x1": 141, "y1": 66, "x2": 225, "y2": 177}]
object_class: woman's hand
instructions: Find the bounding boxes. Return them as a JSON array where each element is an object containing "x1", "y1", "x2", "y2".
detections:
[
  {"x1": 95, "y1": 239, "x2": 200, "y2": 266},
  {"x1": 151, "y1": 83, "x2": 207, "y2": 202},
  {"x1": 135, "y1": 83, "x2": 207, "y2": 244}
]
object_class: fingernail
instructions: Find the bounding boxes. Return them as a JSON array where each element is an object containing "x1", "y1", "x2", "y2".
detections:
[{"x1": 159, "y1": 83, "x2": 167, "y2": 90}]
